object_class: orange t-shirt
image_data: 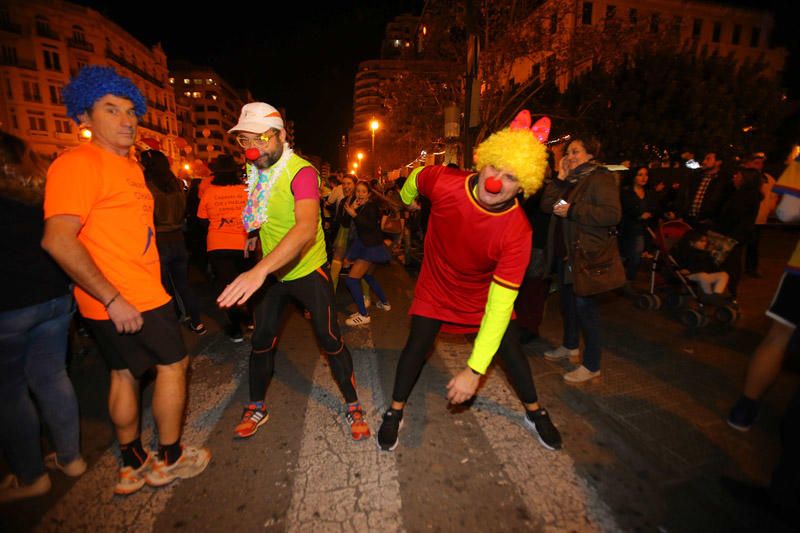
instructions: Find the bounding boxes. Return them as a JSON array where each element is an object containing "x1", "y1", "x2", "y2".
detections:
[
  {"x1": 44, "y1": 143, "x2": 170, "y2": 319},
  {"x1": 197, "y1": 183, "x2": 248, "y2": 251}
]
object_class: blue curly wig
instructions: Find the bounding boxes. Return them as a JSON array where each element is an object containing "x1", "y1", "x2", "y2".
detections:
[{"x1": 62, "y1": 66, "x2": 147, "y2": 123}]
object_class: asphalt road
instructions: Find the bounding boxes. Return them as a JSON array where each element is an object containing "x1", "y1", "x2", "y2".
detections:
[{"x1": 2, "y1": 226, "x2": 798, "y2": 532}]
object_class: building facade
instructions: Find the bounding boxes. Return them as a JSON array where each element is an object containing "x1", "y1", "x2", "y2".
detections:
[
  {"x1": 0, "y1": 0, "x2": 179, "y2": 161},
  {"x1": 507, "y1": 0, "x2": 786, "y2": 92},
  {"x1": 169, "y1": 61, "x2": 252, "y2": 163}
]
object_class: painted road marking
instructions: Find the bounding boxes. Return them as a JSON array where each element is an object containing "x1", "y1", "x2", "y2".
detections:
[
  {"x1": 37, "y1": 340, "x2": 250, "y2": 532},
  {"x1": 285, "y1": 326, "x2": 404, "y2": 532},
  {"x1": 435, "y1": 339, "x2": 620, "y2": 532}
]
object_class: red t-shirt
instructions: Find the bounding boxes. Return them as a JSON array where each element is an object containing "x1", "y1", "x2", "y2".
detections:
[{"x1": 410, "y1": 166, "x2": 532, "y2": 330}]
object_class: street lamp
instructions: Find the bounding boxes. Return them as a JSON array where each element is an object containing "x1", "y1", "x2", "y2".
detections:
[
  {"x1": 357, "y1": 151, "x2": 364, "y2": 166},
  {"x1": 352, "y1": 162, "x2": 359, "y2": 177},
  {"x1": 370, "y1": 119, "x2": 380, "y2": 178}
]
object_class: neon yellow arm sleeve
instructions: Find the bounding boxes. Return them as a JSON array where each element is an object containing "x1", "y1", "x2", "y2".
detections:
[
  {"x1": 400, "y1": 167, "x2": 424, "y2": 205},
  {"x1": 468, "y1": 281, "x2": 518, "y2": 374}
]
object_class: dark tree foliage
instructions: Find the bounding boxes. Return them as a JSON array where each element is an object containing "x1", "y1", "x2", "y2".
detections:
[{"x1": 540, "y1": 47, "x2": 792, "y2": 163}]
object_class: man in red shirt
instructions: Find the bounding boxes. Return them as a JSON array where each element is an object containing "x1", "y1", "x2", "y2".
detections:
[{"x1": 377, "y1": 112, "x2": 563, "y2": 452}]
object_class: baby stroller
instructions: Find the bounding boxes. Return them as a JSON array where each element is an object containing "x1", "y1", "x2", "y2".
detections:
[{"x1": 635, "y1": 220, "x2": 740, "y2": 327}]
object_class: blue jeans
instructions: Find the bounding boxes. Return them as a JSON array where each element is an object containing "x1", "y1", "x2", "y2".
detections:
[
  {"x1": 621, "y1": 231, "x2": 645, "y2": 281},
  {"x1": 558, "y1": 261, "x2": 602, "y2": 372},
  {"x1": 0, "y1": 294, "x2": 80, "y2": 484}
]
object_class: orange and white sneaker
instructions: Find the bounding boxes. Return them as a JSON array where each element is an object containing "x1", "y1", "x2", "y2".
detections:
[
  {"x1": 114, "y1": 452, "x2": 154, "y2": 495},
  {"x1": 144, "y1": 446, "x2": 211, "y2": 488},
  {"x1": 234, "y1": 403, "x2": 269, "y2": 439},
  {"x1": 345, "y1": 403, "x2": 371, "y2": 441}
]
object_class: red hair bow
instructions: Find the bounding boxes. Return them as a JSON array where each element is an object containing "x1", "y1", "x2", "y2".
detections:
[{"x1": 509, "y1": 110, "x2": 551, "y2": 143}]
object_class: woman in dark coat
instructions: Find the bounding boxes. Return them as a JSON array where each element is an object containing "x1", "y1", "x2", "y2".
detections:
[
  {"x1": 343, "y1": 181, "x2": 392, "y2": 326},
  {"x1": 714, "y1": 167, "x2": 762, "y2": 299},
  {"x1": 141, "y1": 150, "x2": 206, "y2": 334},
  {"x1": 540, "y1": 137, "x2": 622, "y2": 383},
  {"x1": 619, "y1": 166, "x2": 657, "y2": 289}
]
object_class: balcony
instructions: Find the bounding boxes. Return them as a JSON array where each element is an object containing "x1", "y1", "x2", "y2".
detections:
[
  {"x1": 105, "y1": 48, "x2": 164, "y2": 88},
  {"x1": 140, "y1": 122, "x2": 167, "y2": 135},
  {"x1": 67, "y1": 38, "x2": 94, "y2": 52},
  {"x1": 0, "y1": 20, "x2": 22, "y2": 34},
  {"x1": 0, "y1": 57, "x2": 37, "y2": 70},
  {"x1": 36, "y1": 26, "x2": 60, "y2": 41}
]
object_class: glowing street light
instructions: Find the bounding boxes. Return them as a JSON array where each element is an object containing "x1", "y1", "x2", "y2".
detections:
[
  {"x1": 352, "y1": 162, "x2": 359, "y2": 177},
  {"x1": 370, "y1": 119, "x2": 380, "y2": 177}
]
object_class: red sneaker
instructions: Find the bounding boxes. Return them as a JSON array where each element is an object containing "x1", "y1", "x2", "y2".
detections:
[
  {"x1": 234, "y1": 403, "x2": 269, "y2": 439},
  {"x1": 345, "y1": 403, "x2": 371, "y2": 441}
]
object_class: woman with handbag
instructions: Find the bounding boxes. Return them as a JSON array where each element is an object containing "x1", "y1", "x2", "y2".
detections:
[
  {"x1": 343, "y1": 181, "x2": 392, "y2": 326},
  {"x1": 541, "y1": 136, "x2": 622, "y2": 383}
]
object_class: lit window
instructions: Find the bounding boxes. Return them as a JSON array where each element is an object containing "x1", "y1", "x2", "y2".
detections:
[
  {"x1": 207, "y1": 78, "x2": 214, "y2": 84},
  {"x1": 394, "y1": 39, "x2": 401, "y2": 47},
  {"x1": 183, "y1": 78, "x2": 190, "y2": 84},
  {"x1": 183, "y1": 91, "x2": 191, "y2": 97},
  {"x1": 192, "y1": 91, "x2": 202, "y2": 98},
  {"x1": 169, "y1": 77, "x2": 175, "y2": 84}
]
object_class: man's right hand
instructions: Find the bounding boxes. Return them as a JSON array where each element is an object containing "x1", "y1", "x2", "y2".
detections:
[
  {"x1": 217, "y1": 263, "x2": 269, "y2": 307},
  {"x1": 107, "y1": 296, "x2": 144, "y2": 334}
]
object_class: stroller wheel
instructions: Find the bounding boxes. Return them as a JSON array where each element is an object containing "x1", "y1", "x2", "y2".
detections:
[
  {"x1": 651, "y1": 294, "x2": 662, "y2": 310},
  {"x1": 636, "y1": 294, "x2": 656, "y2": 310},
  {"x1": 680, "y1": 309, "x2": 704, "y2": 328},
  {"x1": 715, "y1": 305, "x2": 739, "y2": 324},
  {"x1": 666, "y1": 293, "x2": 687, "y2": 309}
]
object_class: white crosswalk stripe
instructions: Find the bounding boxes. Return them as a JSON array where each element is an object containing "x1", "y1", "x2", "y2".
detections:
[
  {"x1": 36, "y1": 340, "x2": 250, "y2": 532},
  {"x1": 435, "y1": 339, "x2": 620, "y2": 532},
  {"x1": 285, "y1": 326, "x2": 405, "y2": 532}
]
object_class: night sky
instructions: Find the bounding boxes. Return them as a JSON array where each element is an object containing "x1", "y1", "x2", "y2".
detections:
[{"x1": 73, "y1": 1, "x2": 796, "y2": 164}]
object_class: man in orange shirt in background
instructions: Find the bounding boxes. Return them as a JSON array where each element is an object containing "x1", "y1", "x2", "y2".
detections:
[{"x1": 41, "y1": 66, "x2": 210, "y2": 495}]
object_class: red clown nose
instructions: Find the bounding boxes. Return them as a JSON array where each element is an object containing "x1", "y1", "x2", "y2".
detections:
[
  {"x1": 245, "y1": 148, "x2": 260, "y2": 161},
  {"x1": 484, "y1": 176, "x2": 502, "y2": 193}
]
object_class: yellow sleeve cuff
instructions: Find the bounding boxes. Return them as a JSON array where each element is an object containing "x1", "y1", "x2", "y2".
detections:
[
  {"x1": 400, "y1": 167, "x2": 424, "y2": 205},
  {"x1": 467, "y1": 281, "x2": 518, "y2": 374}
]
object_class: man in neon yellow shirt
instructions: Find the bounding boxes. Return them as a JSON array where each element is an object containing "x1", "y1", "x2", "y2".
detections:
[{"x1": 218, "y1": 102, "x2": 370, "y2": 441}]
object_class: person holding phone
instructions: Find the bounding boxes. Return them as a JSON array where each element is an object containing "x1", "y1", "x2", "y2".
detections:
[{"x1": 541, "y1": 136, "x2": 621, "y2": 384}]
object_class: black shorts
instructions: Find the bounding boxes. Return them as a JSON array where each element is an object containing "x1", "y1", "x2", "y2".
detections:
[
  {"x1": 766, "y1": 273, "x2": 799, "y2": 329},
  {"x1": 86, "y1": 301, "x2": 186, "y2": 378}
]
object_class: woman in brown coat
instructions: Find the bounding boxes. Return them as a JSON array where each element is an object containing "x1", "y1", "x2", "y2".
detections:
[{"x1": 540, "y1": 137, "x2": 622, "y2": 383}]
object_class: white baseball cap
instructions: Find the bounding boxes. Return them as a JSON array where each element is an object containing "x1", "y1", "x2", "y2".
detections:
[{"x1": 229, "y1": 102, "x2": 284, "y2": 133}]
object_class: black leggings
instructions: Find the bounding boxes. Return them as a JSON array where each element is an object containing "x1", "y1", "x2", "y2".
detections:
[
  {"x1": 391, "y1": 315, "x2": 538, "y2": 405},
  {"x1": 208, "y1": 249, "x2": 252, "y2": 329},
  {"x1": 249, "y1": 267, "x2": 357, "y2": 404}
]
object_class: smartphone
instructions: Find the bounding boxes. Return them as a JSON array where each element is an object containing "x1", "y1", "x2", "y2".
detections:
[{"x1": 554, "y1": 199, "x2": 568, "y2": 207}]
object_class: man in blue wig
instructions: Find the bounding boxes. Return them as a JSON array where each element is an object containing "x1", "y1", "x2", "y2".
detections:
[{"x1": 42, "y1": 66, "x2": 210, "y2": 495}]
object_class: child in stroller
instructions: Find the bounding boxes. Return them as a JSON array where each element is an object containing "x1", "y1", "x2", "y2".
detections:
[{"x1": 672, "y1": 229, "x2": 731, "y2": 306}]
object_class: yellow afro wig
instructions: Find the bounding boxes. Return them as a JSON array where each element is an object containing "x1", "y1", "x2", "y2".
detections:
[{"x1": 474, "y1": 128, "x2": 548, "y2": 197}]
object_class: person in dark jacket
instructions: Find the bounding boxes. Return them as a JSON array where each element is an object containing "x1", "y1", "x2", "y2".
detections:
[
  {"x1": 141, "y1": 150, "x2": 206, "y2": 334},
  {"x1": 619, "y1": 166, "x2": 657, "y2": 289},
  {"x1": 0, "y1": 132, "x2": 86, "y2": 502},
  {"x1": 343, "y1": 181, "x2": 392, "y2": 326},
  {"x1": 674, "y1": 152, "x2": 729, "y2": 229},
  {"x1": 540, "y1": 136, "x2": 622, "y2": 384},
  {"x1": 714, "y1": 167, "x2": 762, "y2": 298}
]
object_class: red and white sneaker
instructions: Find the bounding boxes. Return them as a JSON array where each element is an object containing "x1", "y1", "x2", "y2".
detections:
[{"x1": 234, "y1": 403, "x2": 269, "y2": 439}]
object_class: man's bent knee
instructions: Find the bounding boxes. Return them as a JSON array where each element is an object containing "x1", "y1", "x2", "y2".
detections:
[{"x1": 156, "y1": 355, "x2": 189, "y2": 375}]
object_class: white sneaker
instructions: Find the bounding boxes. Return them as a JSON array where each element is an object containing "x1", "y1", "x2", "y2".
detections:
[
  {"x1": 44, "y1": 453, "x2": 87, "y2": 477},
  {"x1": 564, "y1": 365, "x2": 601, "y2": 384},
  {"x1": 345, "y1": 313, "x2": 371, "y2": 326},
  {"x1": 0, "y1": 473, "x2": 51, "y2": 502},
  {"x1": 543, "y1": 345, "x2": 580, "y2": 361},
  {"x1": 144, "y1": 446, "x2": 211, "y2": 487},
  {"x1": 376, "y1": 301, "x2": 391, "y2": 311}
]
